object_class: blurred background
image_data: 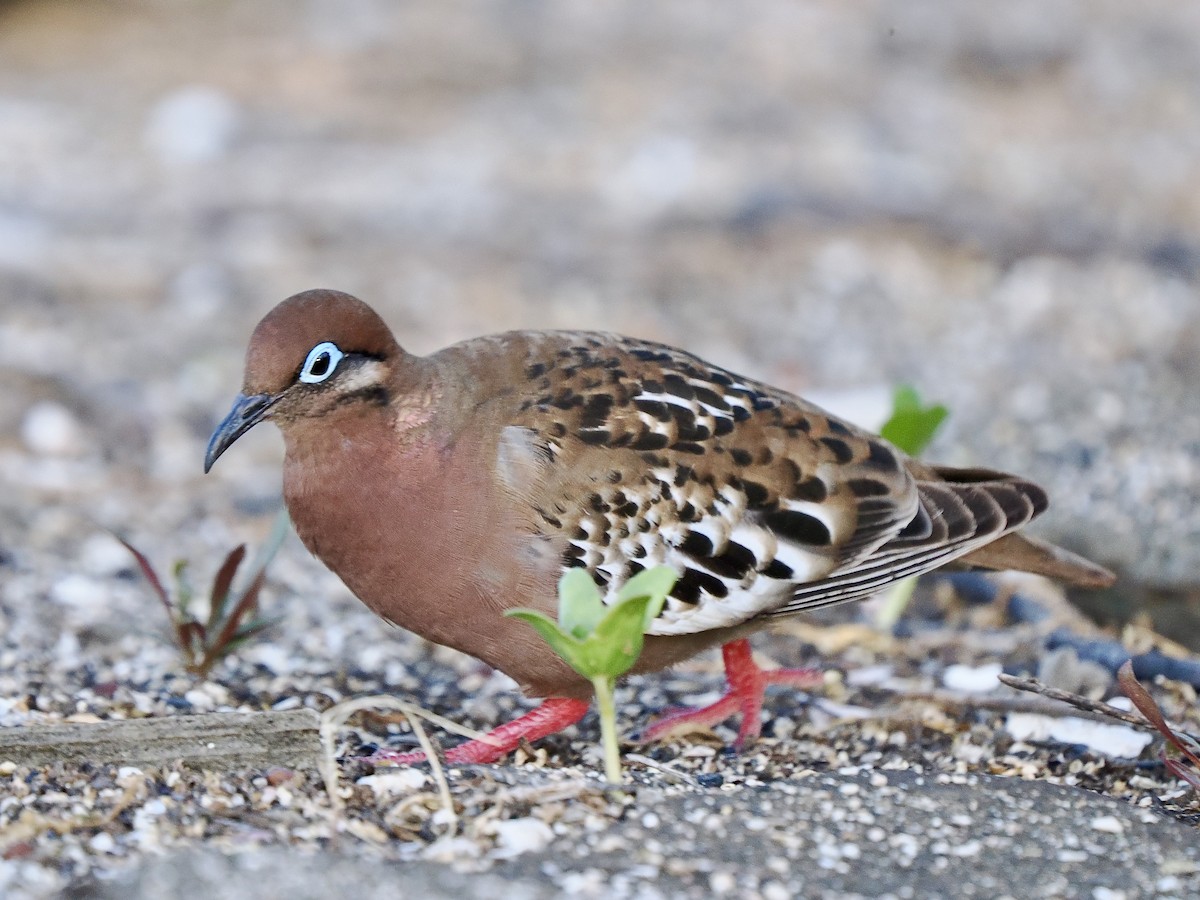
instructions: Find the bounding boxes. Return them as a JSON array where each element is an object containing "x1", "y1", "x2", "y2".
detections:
[{"x1": 1, "y1": 0, "x2": 1198, "y2": 648}]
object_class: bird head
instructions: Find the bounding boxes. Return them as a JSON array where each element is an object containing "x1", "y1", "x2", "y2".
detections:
[{"x1": 204, "y1": 289, "x2": 402, "y2": 472}]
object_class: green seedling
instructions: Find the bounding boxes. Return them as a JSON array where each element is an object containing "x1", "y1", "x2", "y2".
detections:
[
  {"x1": 880, "y1": 385, "x2": 948, "y2": 457},
  {"x1": 118, "y1": 510, "x2": 289, "y2": 679},
  {"x1": 506, "y1": 566, "x2": 678, "y2": 783},
  {"x1": 875, "y1": 385, "x2": 949, "y2": 629}
]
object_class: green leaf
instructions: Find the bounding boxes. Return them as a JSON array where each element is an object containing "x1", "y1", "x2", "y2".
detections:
[
  {"x1": 172, "y1": 560, "x2": 195, "y2": 618},
  {"x1": 879, "y1": 385, "x2": 948, "y2": 457},
  {"x1": 557, "y1": 569, "x2": 606, "y2": 639},
  {"x1": 615, "y1": 567, "x2": 677, "y2": 627},
  {"x1": 510, "y1": 566, "x2": 680, "y2": 678},
  {"x1": 583, "y1": 594, "x2": 658, "y2": 678},
  {"x1": 504, "y1": 609, "x2": 591, "y2": 676}
]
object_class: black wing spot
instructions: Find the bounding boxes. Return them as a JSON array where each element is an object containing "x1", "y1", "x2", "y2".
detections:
[
  {"x1": 678, "y1": 530, "x2": 715, "y2": 559},
  {"x1": 552, "y1": 391, "x2": 583, "y2": 410},
  {"x1": 631, "y1": 348, "x2": 673, "y2": 363},
  {"x1": 663, "y1": 373, "x2": 695, "y2": 400},
  {"x1": 579, "y1": 393, "x2": 614, "y2": 428},
  {"x1": 708, "y1": 370, "x2": 733, "y2": 387},
  {"x1": 826, "y1": 418, "x2": 852, "y2": 436},
  {"x1": 635, "y1": 398, "x2": 672, "y2": 421},
  {"x1": 847, "y1": 477, "x2": 891, "y2": 498},
  {"x1": 791, "y1": 476, "x2": 828, "y2": 503},
  {"x1": 693, "y1": 385, "x2": 731, "y2": 411},
  {"x1": 762, "y1": 558, "x2": 794, "y2": 579},
  {"x1": 762, "y1": 509, "x2": 833, "y2": 546},
  {"x1": 631, "y1": 432, "x2": 670, "y2": 451},
  {"x1": 713, "y1": 417, "x2": 735, "y2": 436},
  {"x1": 819, "y1": 436, "x2": 855, "y2": 463},
  {"x1": 751, "y1": 394, "x2": 777, "y2": 412},
  {"x1": 706, "y1": 541, "x2": 757, "y2": 580},
  {"x1": 525, "y1": 362, "x2": 547, "y2": 379},
  {"x1": 741, "y1": 479, "x2": 771, "y2": 507},
  {"x1": 729, "y1": 448, "x2": 753, "y2": 466},
  {"x1": 614, "y1": 500, "x2": 639, "y2": 518},
  {"x1": 671, "y1": 567, "x2": 729, "y2": 603},
  {"x1": 672, "y1": 441, "x2": 706, "y2": 455},
  {"x1": 865, "y1": 440, "x2": 899, "y2": 471},
  {"x1": 578, "y1": 429, "x2": 611, "y2": 445}
]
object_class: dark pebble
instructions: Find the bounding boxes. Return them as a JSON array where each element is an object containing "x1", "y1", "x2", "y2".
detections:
[
  {"x1": 937, "y1": 572, "x2": 1000, "y2": 607},
  {"x1": 1007, "y1": 592, "x2": 1051, "y2": 624},
  {"x1": 1045, "y1": 629, "x2": 1200, "y2": 688}
]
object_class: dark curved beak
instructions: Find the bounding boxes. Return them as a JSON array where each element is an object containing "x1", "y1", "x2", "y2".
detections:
[{"x1": 204, "y1": 393, "x2": 276, "y2": 473}]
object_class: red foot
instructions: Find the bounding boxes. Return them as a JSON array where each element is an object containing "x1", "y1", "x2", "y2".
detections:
[
  {"x1": 365, "y1": 697, "x2": 590, "y2": 766},
  {"x1": 639, "y1": 639, "x2": 823, "y2": 750}
]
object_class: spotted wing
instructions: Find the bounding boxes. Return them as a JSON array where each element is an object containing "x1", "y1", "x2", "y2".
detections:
[{"x1": 503, "y1": 332, "x2": 953, "y2": 636}]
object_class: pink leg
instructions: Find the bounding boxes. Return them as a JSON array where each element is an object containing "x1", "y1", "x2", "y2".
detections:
[
  {"x1": 640, "y1": 639, "x2": 823, "y2": 751},
  {"x1": 367, "y1": 697, "x2": 590, "y2": 766}
]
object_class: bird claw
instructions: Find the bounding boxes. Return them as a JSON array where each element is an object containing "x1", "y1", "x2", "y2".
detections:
[
  {"x1": 637, "y1": 639, "x2": 824, "y2": 751},
  {"x1": 347, "y1": 697, "x2": 591, "y2": 767}
]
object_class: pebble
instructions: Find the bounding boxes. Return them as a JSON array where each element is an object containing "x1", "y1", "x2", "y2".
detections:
[
  {"x1": 20, "y1": 402, "x2": 85, "y2": 457},
  {"x1": 942, "y1": 663, "x2": 1003, "y2": 694},
  {"x1": 80, "y1": 534, "x2": 135, "y2": 577},
  {"x1": 1090, "y1": 815, "x2": 1125, "y2": 834},
  {"x1": 88, "y1": 833, "x2": 116, "y2": 854},
  {"x1": 357, "y1": 770, "x2": 428, "y2": 796},
  {"x1": 144, "y1": 86, "x2": 239, "y2": 165},
  {"x1": 489, "y1": 818, "x2": 555, "y2": 859},
  {"x1": 1004, "y1": 714, "x2": 1153, "y2": 759}
]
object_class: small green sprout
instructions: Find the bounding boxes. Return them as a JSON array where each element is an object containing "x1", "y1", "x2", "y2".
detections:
[
  {"x1": 879, "y1": 385, "x2": 948, "y2": 458},
  {"x1": 876, "y1": 386, "x2": 949, "y2": 629},
  {"x1": 506, "y1": 566, "x2": 677, "y2": 783},
  {"x1": 118, "y1": 510, "x2": 289, "y2": 679}
]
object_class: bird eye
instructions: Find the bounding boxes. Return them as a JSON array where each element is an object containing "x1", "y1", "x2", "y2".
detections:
[{"x1": 299, "y1": 341, "x2": 344, "y2": 384}]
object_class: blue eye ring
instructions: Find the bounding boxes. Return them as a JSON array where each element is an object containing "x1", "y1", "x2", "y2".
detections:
[{"x1": 299, "y1": 341, "x2": 344, "y2": 384}]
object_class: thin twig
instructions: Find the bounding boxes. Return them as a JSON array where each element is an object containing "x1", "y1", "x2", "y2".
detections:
[
  {"x1": 624, "y1": 753, "x2": 701, "y2": 786},
  {"x1": 997, "y1": 674, "x2": 1159, "y2": 731},
  {"x1": 878, "y1": 687, "x2": 1143, "y2": 726}
]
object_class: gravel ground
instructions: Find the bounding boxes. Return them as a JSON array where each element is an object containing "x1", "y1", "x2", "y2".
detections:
[{"x1": 3, "y1": 1, "x2": 1200, "y2": 896}]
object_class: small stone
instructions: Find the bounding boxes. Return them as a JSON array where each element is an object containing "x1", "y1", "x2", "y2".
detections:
[
  {"x1": 21, "y1": 402, "x2": 84, "y2": 456},
  {"x1": 265, "y1": 767, "x2": 295, "y2": 787},
  {"x1": 490, "y1": 817, "x2": 555, "y2": 859},
  {"x1": 942, "y1": 662, "x2": 1002, "y2": 694},
  {"x1": 88, "y1": 832, "x2": 116, "y2": 854},
  {"x1": 80, "y1": 534, "x2": 135, "y2": 577},
  {"x1": 357, "y1": 770, "x2": 427, "y2": 796},
  {"x1": 708, "y1": 870, "x2": 737, "y2": 895},
  {"x1": 1090, "y1": 815, "x2": 1124, "y2": 834},
  {"x1": 144, "y1": 86, "x2": 239, "y2": 165}
]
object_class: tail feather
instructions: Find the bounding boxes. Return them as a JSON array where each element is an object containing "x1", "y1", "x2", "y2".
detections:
[{"x1": 954, "y1": 532, "x2": 1116, "y2": 588}]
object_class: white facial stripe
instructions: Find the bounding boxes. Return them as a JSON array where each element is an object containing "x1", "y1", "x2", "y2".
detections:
[{"x1": 335, "y1": 359, "x2": 386, "y2": 393}]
